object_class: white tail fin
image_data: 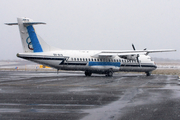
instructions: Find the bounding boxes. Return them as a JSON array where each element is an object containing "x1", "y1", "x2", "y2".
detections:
[{"x1": 5, "y1": 17, "x2": 59, "y2": 53}]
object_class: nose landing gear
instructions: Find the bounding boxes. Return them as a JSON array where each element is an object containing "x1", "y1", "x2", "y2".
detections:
[{"x1": 145, "y1": 71, "x2": 151, "y2": 76}]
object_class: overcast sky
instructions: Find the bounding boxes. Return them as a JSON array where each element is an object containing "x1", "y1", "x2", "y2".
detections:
[{"x1": 0, "y1": 0, "x2": 179, "y2": 60}]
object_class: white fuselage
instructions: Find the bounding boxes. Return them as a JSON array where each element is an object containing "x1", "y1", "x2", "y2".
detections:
[{"x1": 17, "y1": 49, "x2": 157, "y2": 74}]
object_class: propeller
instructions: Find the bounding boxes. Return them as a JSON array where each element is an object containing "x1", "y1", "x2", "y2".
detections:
[
  {"x1": 136, "y1": 55, "x2": 141, "y2": 67},
  {"x1": 132, "y1": 44, "x2": 136, "y2": 50},
  {"x1": 132, "y1": 44, "x2": 141, "y2": 67},
  {"x1": 132, "y1": 44, "x2": 147, "y2": 51}
]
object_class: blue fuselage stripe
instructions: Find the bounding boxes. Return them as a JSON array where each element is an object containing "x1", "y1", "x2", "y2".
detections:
[
  {"x1": 88, "y1": 62, "x2": 121, "y2": 67},
  {"x1": 27, "y1": 25, "x2": 43, "y2": 52}
]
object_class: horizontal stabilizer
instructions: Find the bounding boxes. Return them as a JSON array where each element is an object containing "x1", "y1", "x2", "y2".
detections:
[
  {"x1": 5, "y1": 22, "x2": 46, "y2": 26},
  {"x1": 5, "y1": 23, "x2": 18, "y2": 25},
  {"x1": 23, "y1": 22, "x2": 46, "y2": 26}
]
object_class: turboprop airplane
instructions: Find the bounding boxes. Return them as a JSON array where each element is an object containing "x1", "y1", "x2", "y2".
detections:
[{"x1": 5, "y1": 17, "x2": 176, "y2": 76}]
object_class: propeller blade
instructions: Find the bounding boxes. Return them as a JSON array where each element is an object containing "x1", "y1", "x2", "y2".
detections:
[
  {"x1": 136, "y1": 54, "x2": 141, "y2": 67},
  {"x1": 137, "y1": 57, "x2": 139, "y2": 64},
  {"x1": 132, "y1": 44, "x2": 136, "y2": 50},
  {"x1": 132, "y1": 44, "x2": 141, "y2": 67}
]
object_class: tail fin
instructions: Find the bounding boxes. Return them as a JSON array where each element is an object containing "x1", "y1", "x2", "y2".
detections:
[{"x1": 5, "y1": 17, "x2": 58, "y2": 53}]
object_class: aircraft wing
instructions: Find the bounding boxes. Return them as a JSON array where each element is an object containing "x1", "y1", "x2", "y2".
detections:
[{"x1": 92, "y1": 49, "x2": 176, "y2": 59}]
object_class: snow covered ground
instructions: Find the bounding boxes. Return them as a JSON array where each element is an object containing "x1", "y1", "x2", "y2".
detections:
[
  {"x1": 0, "y1": 60, "x2": 180, "y2": 71},
  {"x1": 156, "y1": 62, "x2": 180, "y2": 69}
]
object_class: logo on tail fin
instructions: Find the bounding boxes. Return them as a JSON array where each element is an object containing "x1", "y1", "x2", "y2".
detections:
[{"x1": 26, "y1": 37, "x2": 34, "y2": 50}]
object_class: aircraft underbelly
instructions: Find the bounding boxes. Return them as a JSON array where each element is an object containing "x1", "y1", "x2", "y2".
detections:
[
  {"x1": 60, "y1": 65, "x2": 155, "y2": 72},
  {"x1": 59, "y1": 65, "x2": 120, "y2": 72},
  {"x1": 56, "y1": 61, "x2": 121, "y2": 72},
  {"x1": 119, "y1": 64, "x2": 156, "y2": 72}
]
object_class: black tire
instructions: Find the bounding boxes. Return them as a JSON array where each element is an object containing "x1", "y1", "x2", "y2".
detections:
[
  {"x1": 146, "y1": 72, "x2": 151, "y2": 76},
  {"x1": 106, "y1": 69, "x2": 113, "y2": 77},
  {"x1": 85, "y1": 71, "x2": 92, "y2": 76}
]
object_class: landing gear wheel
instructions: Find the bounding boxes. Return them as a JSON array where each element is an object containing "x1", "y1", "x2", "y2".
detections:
[
  {"x1": 106, "y1": 69, "x2": 113, "y2": 77},
  {"x1": 85, "y1": 71, "x2": 92, "y2": 76},
  {"x1": 145, "y1": 72, "x2": 151, "y2": 76}
]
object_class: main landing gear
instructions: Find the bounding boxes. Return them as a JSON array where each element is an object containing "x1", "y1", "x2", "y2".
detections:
[
  {"x1": 85, "y1": 69, "x2": 114, "y2": 77},
  {"x1": 85, "y1": 71, "x2": 92, "y2": 76},
  {"x1": 106, "y1": 69, "x2": 113, "y2": 77}
]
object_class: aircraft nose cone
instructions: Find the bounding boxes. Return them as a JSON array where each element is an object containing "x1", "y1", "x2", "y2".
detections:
[
  {"x1": 16, "y1": 53, "x2": 19, "y2": 57},
  {"x1": 155, "y1": 65, "x2": 157, "y2": 68}
]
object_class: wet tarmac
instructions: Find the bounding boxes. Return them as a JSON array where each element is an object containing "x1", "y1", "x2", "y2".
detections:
[{"x1": 0, "y1": 71, "x2": 180, "y2": 120}]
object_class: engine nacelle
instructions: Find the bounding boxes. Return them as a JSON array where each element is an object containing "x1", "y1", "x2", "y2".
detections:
[{"x1": 119, "y1": 54, "x2": 139, "y2": 60}]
